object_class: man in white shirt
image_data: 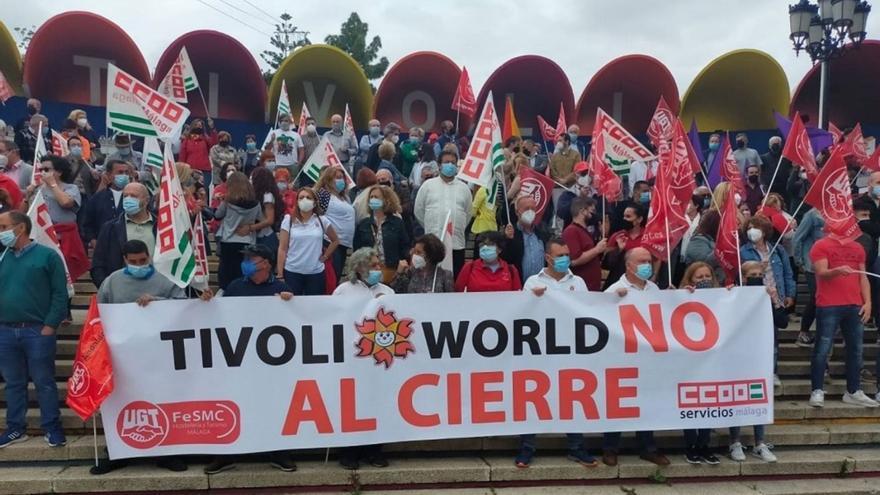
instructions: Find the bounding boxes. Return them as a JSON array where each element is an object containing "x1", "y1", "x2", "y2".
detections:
[
  {"x1": 0, "y1": 139, "x2": 33, "y2": 191},
  {"x1": 267, "y1": 113, "x2": 305, "y2": 172},
  {"x1": 515, "y1": 237, "x2": 596, "y2": 469},
  {"x1": 601, "y1": 246, "x2": 668, "y2": 467},
  {"x1": 413, "y1": 149, "x2": 472, "y2": 277}
]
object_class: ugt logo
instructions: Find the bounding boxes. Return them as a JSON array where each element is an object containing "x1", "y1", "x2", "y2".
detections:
[{"x1": 355, "y1": 308, "x2": 415, "y2": 368}]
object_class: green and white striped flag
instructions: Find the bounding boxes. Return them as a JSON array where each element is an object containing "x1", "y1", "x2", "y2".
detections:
[
  {"x1": 153, "y1": 140, "x2": 197, "y2": 288},
  {"x1": 142, "y1": 137, "x2": 163, "y2": 195},
  {"x1": 178, "y1": 47, "x2": 199, "y2": 92},
  {"x1": 458, "y1": 90, "x2": 505, "y2": 207},
  {"x1": 278, "y1": 79, "x2": 291, "y2": 118},
  {"x1": 300, "y1": 136, "x2": 353, "y2": 186},
  {"x1": 485, "y1": 137, "x2": 506, "y2": 208},
  {"x1": 106, "y1": 63, "x2": 190, "y2": 140}
]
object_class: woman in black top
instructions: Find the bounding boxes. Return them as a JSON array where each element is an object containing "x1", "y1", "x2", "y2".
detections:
[{"x1": 353, "y1": 184, "x2": 411, "y2": 284}]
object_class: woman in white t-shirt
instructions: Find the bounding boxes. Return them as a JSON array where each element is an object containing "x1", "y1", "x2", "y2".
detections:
[
  {"x1": 276, "y1": 188, "x2": 339, "y2": 295},
  {"x1": 315, "y1": 166, "x2": 356, "y2": 279}
]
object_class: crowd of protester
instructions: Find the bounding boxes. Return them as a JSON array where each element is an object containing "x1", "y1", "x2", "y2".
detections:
[{"x1": 1, "y1": 100, "x2": 879, "y2": 475}]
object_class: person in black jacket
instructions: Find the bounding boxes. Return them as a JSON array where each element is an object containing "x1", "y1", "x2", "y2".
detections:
[
  {"x1": 353, "y1": 184, "x2": 411, "y2": 284},
  {"x1": 90, "y1": 183, "x2": 156, "y2": 288},
  {"x1": 365, "y1": 123, "x2": 401, "y2": 172},
  {"x1": 501, "y1": 196, "x2": 551, "y2": 281},
  {"x1": 82, "y1": 160, "x2": 134, "y2": 246}
]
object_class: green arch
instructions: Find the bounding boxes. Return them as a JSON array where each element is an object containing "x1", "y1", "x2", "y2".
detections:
[
  {"x1": 0, "y1": 20, "x2": 23, "y2": 94},
  {"x1": 268, "y1": 44, "x2": 373, "y2": 128},
  {"x1": 681, "y1": 49, "x2": 789, "y2": 131}
]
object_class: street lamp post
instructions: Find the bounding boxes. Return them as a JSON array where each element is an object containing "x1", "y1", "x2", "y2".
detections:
[{"x1": 788, "y1": 0, "x2": 871, "y2": 129}]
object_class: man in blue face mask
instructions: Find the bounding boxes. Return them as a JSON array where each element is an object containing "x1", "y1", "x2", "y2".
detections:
[
  {"x1": 82, "y1": 160, "x2": 133, "y2": 246},
  {"x1": 90, "y1": 182, "x2": 156, "y2": 288}
]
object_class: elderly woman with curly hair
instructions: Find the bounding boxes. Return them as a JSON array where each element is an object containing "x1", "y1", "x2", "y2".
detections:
[{"x1": 332, "y1": 247, "x2": 394, "y2": 298}]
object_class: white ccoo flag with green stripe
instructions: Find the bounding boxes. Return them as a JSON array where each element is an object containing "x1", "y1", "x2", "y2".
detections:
[
  {"x1": 153, "y1": 140, "x2": 197, "y2": 288},
  {"x1": 106, "y1": 63, "x2": 190, "y2": 140},
  {"x1": 178, "y1": 47, "x2": 199, "y2": 92},
  {"x1": 278, "y1": 79, "x2": 291, "y2": 118}
]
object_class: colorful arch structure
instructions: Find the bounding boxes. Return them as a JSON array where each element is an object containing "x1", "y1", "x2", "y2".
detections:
[
  {"x1": 0, "y1": 20, "x2": 22, "y2": 95},
  {"x1": 268, "y1": 44, "x2": 373, "y2": 128},
  {"x1": 24, "y1": 11, "x2": 149, "y2": 107},
  {"x1": 575, "y1": 55, "x2": 679, "y2": 135},
  {"x1": 373, "y1": 51, "x2": 470, "y2": 134},
  {"x1": 681, "y1": 49, "x2": 789, "y2": 132},
  {"x1": 475, "y1": 55, "x2": 574, "y2": 138},
  {"x1": 790, "y1": 40, "x2": 880, "y2": 127},
  {"x1": 153, "y1": 30, "x2": 266, "y2": 122}
]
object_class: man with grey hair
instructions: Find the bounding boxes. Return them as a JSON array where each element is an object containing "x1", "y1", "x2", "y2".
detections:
[
  {"x1": 732, "y1": 132, "x2": 761, "y2": 176},
  {"x1": 366, "y1": 122, "x2": 401, "y2": 171},
  {"x1": 760, "y1": 135, "x2": 792, "y2": 200},
  {"x1": 323, "y1": 113, "x2": 358, "y2": 171},
  {"x1": 90, "y1": 181, "x2": 156, "y2": 288},
  {"x1": 356, "y1": 118, "x2": 382, "y2": 173},
  {"x1": 15, "y1": 113, "x2": 50, "y2": 164},
  {"x1": 0, "y1": 139, "x2": 33, "y2": 191}
]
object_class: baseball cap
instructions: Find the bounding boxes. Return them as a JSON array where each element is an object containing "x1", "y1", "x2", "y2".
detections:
[
  {"x1": 241, "y1": 244, "x2": 276, "y2": 267},
  {"x1": 574, "y1": 161, "x2": 590, "y2": 174}
]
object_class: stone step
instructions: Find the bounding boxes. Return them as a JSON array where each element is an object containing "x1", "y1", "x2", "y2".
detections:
[
  {"x1": 1, "y1": 448, "x2": 880, "y2": 494},
  {"x1": 778, "y1": 343, "x2": 879, "y2": 359},
  {"x1": 779, "y1": 379, "x2": 877, "y2": 398},
  {"x1": 778, "y1": 327, "x2": 878, "y2": 343},
  {"x1": 777, "y1": 360, "x2": 878, "y2": 377}
]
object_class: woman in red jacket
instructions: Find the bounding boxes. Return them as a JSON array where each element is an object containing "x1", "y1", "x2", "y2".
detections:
[
  {"x1": 455, "y1": 231, "x2": 522, "y2": 292},
  {"x1": 179, "y1": 118, "x2": 217, "y2": 185}
]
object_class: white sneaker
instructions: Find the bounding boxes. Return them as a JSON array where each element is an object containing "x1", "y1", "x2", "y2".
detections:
[
  {"x1": 774, "y1": 374, "x2": 782, "y2": 387},
  {"x1": 729, "y1": 442, "x2": 746, "y2": 462},
  {"x1": 808, "y1": 389, "x2": 825, "y2": 408},
  {"x1": 842, "y1": 390, "x2": 880, "y2": 408},
  {"x1": 752, "y1": 443, "x2": 777, "y2": 463}
]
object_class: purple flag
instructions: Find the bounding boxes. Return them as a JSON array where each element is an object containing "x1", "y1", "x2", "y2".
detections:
[
  {"x1": 687, "y1": 118, "x2": 703, "y2": 166},
  {"x1": 706, "y1": 134, "x2": 724, "y2": 188},
  {"x1": 774, "y1": 111, "x2": 834, "y2": 155}
]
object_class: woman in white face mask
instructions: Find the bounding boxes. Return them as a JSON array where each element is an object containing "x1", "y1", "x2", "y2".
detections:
[
  {"x1": 276, "y1": 187, "x2": 340, "y2": 296},
  {"x1": 389, "y1": 234, "x2": 454, "y2": 294}
]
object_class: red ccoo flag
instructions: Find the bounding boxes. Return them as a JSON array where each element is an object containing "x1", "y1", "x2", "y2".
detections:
[
  {"x1": 647, "y1": 95, "x2": 675, "y2": 151},
  {"x1": 782, "y1": 111, "x2": 819, "y2": 180},
  {"x1": 804, "y1": 147, "x2": 861, "y2": 241},
  {"x1": 451, "y1": 67, "x2": 477, "y2": 118},
  {"x1": 555, "y1": 101, "x2": 567, "y2": 138},
  {"x1": 839, "y1": 123, "x2": 869, "y2": 164},
  {"x1": 518, "y1": 166, "x2": 557, "y2": 224},
  {"x1": 863, "y1": 146, "x2": 880, "y2": 173},
  {"x1": 828, "y1": 121, "x2": 843, "y2": 145},
  {"x1": 66, "y1": 297, "x2": 114, "y2": 420},
  {"x1": 536, "y1": 115, "x2": 557, "y2": 142},
  {"x1": 714, "y1": 185, "x2": 741, "y2": 284},
  {"x1": 719, "y1": 133, "x2": 745, "y2": 195}
]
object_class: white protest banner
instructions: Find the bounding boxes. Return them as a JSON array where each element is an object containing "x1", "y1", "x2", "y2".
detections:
[
  {"x1": 106, "y1": 63, "x2": 190, "y2": 140},
  {"x1": 99, "y1": 288, "x2": 773, "y2": 459}
]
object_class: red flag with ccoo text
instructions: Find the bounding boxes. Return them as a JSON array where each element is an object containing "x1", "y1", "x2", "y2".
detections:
[
  {"x1": 804, "y1": 147, "x2": 861, "y2": 241},
  {"x1": 66, "y1": 296, "x2": 114, "y2": 420},
  {"x1": 451, "y1": 67, "x2": 477, "y2": 118},
  {"x1": 782, "y1": 111, "x2": 819, "y2": 181}
]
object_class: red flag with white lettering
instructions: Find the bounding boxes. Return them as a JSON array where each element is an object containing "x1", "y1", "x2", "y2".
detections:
[
  {"x1": 647, "y1": 96, "x2": 675, "y2": 151},
  {"x1": 587, "y1": 134, "x2": 622, "y2": 201},
  {"x1": 804, "y1": 147, "x2": 861, "y2": 241},
  {"x1": 715, "y1": 185, "x2": 741, "y2": 284},
  {"x1": 66, "y1": 297, "x2": 114, "y2": 421},
  {"x1": 518, "y1": 166, "x2": 556, "y2": 224},
  {"x1": 719, "y1": 134, "x2": 745, "y2": 195},
  {"x1": 839, "y1": 123, "x2": 869, "y2": 164},
  {"x1": 451, "y1": 67, "x2": 477, "y2": 118},
  {"x1": 782, "y1": 111, "x2": 819, "y2": 180}
]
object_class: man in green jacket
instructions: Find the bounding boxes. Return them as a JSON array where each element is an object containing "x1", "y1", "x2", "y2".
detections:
[{"x1": 0, "y1": 211, "x2": 68, "y2": 448}]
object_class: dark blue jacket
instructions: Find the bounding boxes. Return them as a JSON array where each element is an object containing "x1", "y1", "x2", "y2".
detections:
[
  {"x1": 90, "y1": 213, "x2": 157, "y2": 288},
  {"x1": 83, "y1": 188, "x2": 124, "y2": 242}
]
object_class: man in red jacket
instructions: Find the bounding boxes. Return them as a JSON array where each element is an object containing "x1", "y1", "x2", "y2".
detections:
[{"x1": 179, "y1": 118, "x2": 217, "y2": 185}]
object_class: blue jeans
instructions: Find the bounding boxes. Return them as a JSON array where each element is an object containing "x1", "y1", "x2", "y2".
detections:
[
  {"x1": 729, "y1": 425, "x2": 765, "y2": 445},
  {"x1": 519, "y1": 433, "x2": 584, "y2": 453},
  {"x1": 602, "y1": 431, "x2": 656, "y2": 454},
  {"x1": 283, "y1": 270, "x2": 326, "y2": 296},
  {"x1": 0, "y1": 324, "x2": 61, "y2": 433},
  {"x1": 812, "y1": 305, "x2": 864, "y2": 393}
]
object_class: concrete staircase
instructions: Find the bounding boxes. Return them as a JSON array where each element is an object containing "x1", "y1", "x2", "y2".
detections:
[{"x1": 2, "y1": 258, "x2": 880, "y2": 494}]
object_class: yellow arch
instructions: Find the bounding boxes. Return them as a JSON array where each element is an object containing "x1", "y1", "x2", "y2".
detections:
[
  {"x1": 681, "y1": 49, "x2": 789, "y2": 131},
  {"x1": 0, "y1": 20, "x2": 23, "y2": 94},
  {"x1": 268, "y1": 44, "x2": 373, "y2": 128}
]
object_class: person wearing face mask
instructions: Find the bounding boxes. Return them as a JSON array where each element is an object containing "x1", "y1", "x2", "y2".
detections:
[
  {"x1": 357, "y1": 119, "x2": 382, "y2": 173},
  {"x1": 732, "y1": 132, "x2": 761, "y2": 176},
  {"x1": 501, "y1": 195, "x2": 550, "y2": 282},
  {"x1": 61, "y1": 119, "x2": 92, "y2": 163},
  {"x1": 433, "y1": 120, "x2": 457, "y2": 159},
  {"x1": 65, "y1": 136, "x2": 98, "y2": 200},
  {"x1": 366, "y1": 122, "x2": 402, "y2": 172},
  {"x1": 213, "y1": 172, "x2": 265, "y2": 290},
  {"x1": 603, "y1": 204, "x2": 648, "y2": 290},
  {"x1": 376, "y1": 141, "x2": 405, "y2": 185},
  {"x1": 549, "y1": 133, "x2": 579, "y2": 227},
  {"x1": 743, "y1": 165, "x2": 767, "y2": 215},
  {"x1": 390, "y1": 234, "x2": 453, "y2": 293},
  {"x1": 413, "y1": 150, "x2": 472, "y2": 277},
  {"x1": 82, "y1": 160, "x2": 134, "y2": 247},
  {"x1": 240, "y1": 134, "x2": 261, "y2": 176},
  {"x1": 399, "y1": 127, "x2": 424, "y2": 178},
  {"x1": 353, "y1": 184, "x2": 410, "y2": 284},
  {"x1": 97, "y1": 239, "x2": 185, "y2": 304},
  {"x1": 409, "y1": 141, "x2": 438, "y2": 189},
  {"x1": 602, "y1": 247, "x2": 669, "y2": 467},
  {"x1": 627, "y1": 144, "x2": 660, "y2": 197},
  {"x1": 105, "y1": 134, "x2": 144, "y2": 172},
  {"x1": 760, "y1": 136, "x2": 792, "y2": 199},
  {"x1": 300, "y1": 117, "x2": 321, "y2": 162},
  {"x1": 14, "y1": 98, "x2": 41, "y2": 134},
  {"x1": 323, "y1": 114, "x2": 358, "y2": 172},
  {"x1": 740, "y1": 215, "x2": 795, "y2": 388},
  {"x1": 610, "y1": 180, "x2": 652, "y2": 234},
  {"x1": 14, "y1": 113, "x2": 51, "y2": 164},
  {"x1": 334, "y1": 246, "x2": 395, "y2": 296},
  {"x1": 209, "y1": 131, "x2": 239, "y2": 186},
  {"x1": 683, "y1": 210, "x2": 728, "y2": 284},
  {"x1": 179, "y1": 118, "x2": 218, "y2": 185},
  {"x1": 0, "y1": 139, "x2": 33, "y2": 191},
  {"x1": 555, "y1": 161, "x2": 596, "y2": 228},
  {"x1": 91, "y1": 182, "x2": 156, "y2": 288},
  {"x1": 0, "y1": 211, "x2": 69, "y2": 450},
  {"x1": 562, "y1": 196, "x2": 608, "y2": 291},
  {"x1": 515, "y1": 237, "x2": 594, "y2": 469},
  {"x1": 703, "y1": 133, "x2": 722, "y2": 172},
  {"x1": 567, "y1": 124, "x2": 585, "y2": 158},
  {"x1": 455, "y1": 231, "x2": 522, "y2": 292},
  {"x1": 68, "y1": 109, "x2": 100, "y2": 151},
  {"x1": 277, "y1": 187, "x2": 340, "y2": 295},
  {"x1": 676, "y1": 186, "x2": 713, "y2": 283},
  {"x1": 315, "y1": 166, "x2": 356, "y2": 277},
  {"x1": 273, "y1": 167, "x2": 298, "y2": 215}
]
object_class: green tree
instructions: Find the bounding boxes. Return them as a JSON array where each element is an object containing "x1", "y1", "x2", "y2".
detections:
[
  {"x1": 324, "y1": 13, "x2": 388, "y2": 87},
  {"x1": 13, "y1": 25, "x2": 36, "y2": 54},
  {"x1": 260, "y1": 12, "x2": 310, "y2": 84}
]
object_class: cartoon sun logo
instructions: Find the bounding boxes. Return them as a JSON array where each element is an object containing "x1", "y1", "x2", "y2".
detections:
[{"x1": 355, "y1": 308, "x2": 415, "y2": 368}]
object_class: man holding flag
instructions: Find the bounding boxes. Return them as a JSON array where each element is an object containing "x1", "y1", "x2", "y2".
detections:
[{"x1": 0, "y1": 211, "x2": 68, "y2": 448}]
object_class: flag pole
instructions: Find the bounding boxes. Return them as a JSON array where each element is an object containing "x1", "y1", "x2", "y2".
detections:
[
  {"x1": 601, "y1": 195, "x2": 607, "y2": 241},
  {"x1": 760, "y1": 154, "x2": 785, "y2": 210},
  {"x1": 664, "y1": 213, "x2": 673, "y2": 288},
  {"x1": 196, "y1": 86, "x2": 211, "y2": 121},
  {"x1": 850, "y1": 166, "x2": 864, "y2": 188},
  {"x1": 93, "y1": 415, "x2": 99, "y2": 467},
  {"x1": 698, "y1": 165, "x2": 721, "y2": 211},
  {"x1": 498, "y1": 171, "x2": 512, "y2": 226},
  {"x1": 455, "y1": 109, "x2": 460, "y2": 136},
  {"x1": 735, "y1": 229, "x2": 743, "y2": 286}
]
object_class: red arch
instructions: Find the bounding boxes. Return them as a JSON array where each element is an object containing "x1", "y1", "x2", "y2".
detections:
[
  {"x1": 24, "y1": 11, "x2": 149, "y2": 106},
  {"x1": 790, "y1": 39, "x2": 880, "y2": 127},
  {"x1": 373, "y1": 51, "x2": 470, "y2": 134},
  {"x1": 153, "y1": 30, "x2": 267, "y2": 122},
  {"x1": 474, "y1": 55, "x2": 574, "y2": 138},
  {"x1": 575, "y1": 54, "x2": 679, "y2": 135}
]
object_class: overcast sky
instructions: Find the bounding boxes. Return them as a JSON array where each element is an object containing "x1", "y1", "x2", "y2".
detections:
[{"x1": 7, "y1": 0, "x2": 880, "y2": 96}]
